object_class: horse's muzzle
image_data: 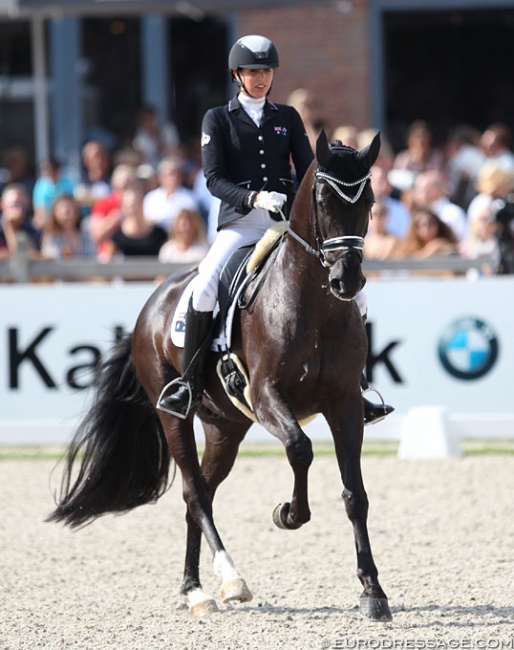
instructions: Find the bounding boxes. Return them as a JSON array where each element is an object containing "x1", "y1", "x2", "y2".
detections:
[{"x1": 328, "y1": 250, "x2": 366, "y2": 301}]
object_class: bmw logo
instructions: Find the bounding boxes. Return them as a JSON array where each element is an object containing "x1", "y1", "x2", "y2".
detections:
[{"x1": 438, "y1": 317, "x2": 499, "y2": 380}]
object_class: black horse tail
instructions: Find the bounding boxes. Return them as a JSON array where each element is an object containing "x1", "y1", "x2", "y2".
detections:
[{"x1": 47, "y1": 334, "x2": 171, "y2": 529}]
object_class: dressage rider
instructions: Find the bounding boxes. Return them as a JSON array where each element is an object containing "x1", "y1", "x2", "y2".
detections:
[
  {"x1": 157, "y1": 34, "x2": 314, "y2": 418},
  {"x1": 157, "y1": 34, "x2": 393, "y2": 426}
]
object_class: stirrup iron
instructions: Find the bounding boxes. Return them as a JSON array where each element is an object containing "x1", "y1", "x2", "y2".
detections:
[{"x1": 156, "y1": 377, "x2": 194, "y2": 419}]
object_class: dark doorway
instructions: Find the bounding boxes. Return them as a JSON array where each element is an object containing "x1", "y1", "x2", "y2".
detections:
[
  {"x1": 384, "y1": 8, "x2": 514, "y2": 151},
  {"x1": 82, "y1": 17, "x2": 141, "y2": 150},
  {"x1": 169, "y1": 17, "x2": 228, "y2": 144}
]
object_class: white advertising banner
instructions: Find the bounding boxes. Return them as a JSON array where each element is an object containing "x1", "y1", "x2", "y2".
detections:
[{"x1": 1, "y1": 277, "x2": 513, "y2": 443}]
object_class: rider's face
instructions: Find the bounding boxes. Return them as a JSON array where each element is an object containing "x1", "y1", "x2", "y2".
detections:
[{"x1": 237, "y1": 68, "x2": 274, "y2": 99}]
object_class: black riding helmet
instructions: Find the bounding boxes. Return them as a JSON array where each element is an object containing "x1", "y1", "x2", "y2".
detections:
[
  {"x1": 228, "y1": 34, "x2": 279, "y2": 71},
  {"x1": 229, "y1": 35, "x2": 279, "y2": 96}
]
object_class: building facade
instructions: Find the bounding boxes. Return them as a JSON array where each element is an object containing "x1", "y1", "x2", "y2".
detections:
[{"x1": 1, "y1": 0, "x2": 514, "y2": 175}]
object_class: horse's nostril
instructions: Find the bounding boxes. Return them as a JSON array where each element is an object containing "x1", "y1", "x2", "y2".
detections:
[{"x1": 330, "y1": 278, "x2": 342, "y2": 293}]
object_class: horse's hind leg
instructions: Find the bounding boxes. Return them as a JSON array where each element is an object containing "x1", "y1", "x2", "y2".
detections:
[
  {"x1": 326, "y1": 401, "x2": 392, "y2": 622},
  {"x1": 180, "y1": 417, "x2": 253, "y2": 614}
]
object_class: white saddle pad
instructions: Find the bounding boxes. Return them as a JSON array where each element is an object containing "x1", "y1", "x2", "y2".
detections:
[{"x1": 170, "y1": 275, "x2": 248, "y2": 352}]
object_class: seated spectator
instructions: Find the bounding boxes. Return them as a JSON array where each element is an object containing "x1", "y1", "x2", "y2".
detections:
[
  {"x1": 392, "y1": 120, "x2": 445, "y2": 178},
  {"x1": 370, "y1": 164, "x2": 411, "y2": 238},
  {"x1": 159, "y1": 208, "x2": 210, "y2": 264},
  {"x1": 479, "y1": 122, "x2": 514, "y2": 171},
  {"x1": 0, "y1": 145, "x2": 34, "y2": 195},
  {"x1": 288, "y1": 88, "x2": 323, "y2": 153},
  {"x1": 331, "y1": 125, "x2": 359, "y2": 150},
  {"x1": 74, "y1": 141, "x2": 112, "y2": 216},
  {"x1": 41, "y1": 194, "x2": 94, "y2": 259},
  {"x1": 394, "y1": 206, "x2": 459, "y2": 259},
  {"x1": 363, "y1": 200, "x2": 399, "y2": 261},
  {"x1": 444, "y1": 124, "x2": 485, "y2": 210},
  {"x1": 0, "y1": 183, "x2": 41, "y2": 258},
  {"x1": 105, "y1": 185, "x2": 167, "y2": 259},
  {"x1": 412, "y1": 169, "x2": 468, "y2": 242},
  {"x1": 132, "y1": 104, "x2": 180, "y2": 170},
  {"x1": 88, "y1": 164, "x2": 137, "y2": 260},
  {"x1": 143, "y1": 155, "x2": 198, "y2": 232},
  {"x1": 460, "y1": 204, "x2": 500, "y2": 274},
  {"x1": 32, "y1": 157, "x2": 75, "y2": 231},
  {"x1": 467, "y1": 163, "x2": 514, "y2": 227}
]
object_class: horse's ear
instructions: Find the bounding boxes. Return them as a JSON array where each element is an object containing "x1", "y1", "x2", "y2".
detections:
[
  {"x1": 315, "y1": 129, "x2": 333, "y2": 168},
  {"x1": 357, "y1": 131, "x2": 381, "y2": 169}
]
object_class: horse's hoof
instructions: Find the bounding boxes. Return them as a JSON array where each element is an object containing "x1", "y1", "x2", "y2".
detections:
[
  {"x1": 184, "y1": 588, "x2": 219, "y2": 617},
  {"x1": 272, "y1": 502, "x2": 303, "y2": 530},
  {"x1": 189, "y1": 598, "x2": 220, "y2": 617},
  {"x1": 359, "y1": 597, "x2": 393, "y2": 622},
  {"x1": 220, "y1": 578, "x2": 253, "y2": 604}
]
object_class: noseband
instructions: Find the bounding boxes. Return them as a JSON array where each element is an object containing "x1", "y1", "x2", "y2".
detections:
[{"x1": 286, "y1": 168, "x2": 371, "y2": 268}]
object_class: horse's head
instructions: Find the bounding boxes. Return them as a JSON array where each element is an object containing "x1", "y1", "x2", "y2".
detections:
[{"x1": 312, "y1": 129, "x2": 380, "y2": 301}]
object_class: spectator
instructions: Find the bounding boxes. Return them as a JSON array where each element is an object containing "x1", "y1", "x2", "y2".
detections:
[
  {"x1": 88, "y1": 164, "x2": 137, "y2": 260},
  {"x1": 287, "y1": 88, "x2": 323, "y2": 153},
  {"x1": 412, "y1": 169, "x2": 468, "y2": 242},
  {"x1": 0, "y1": 145, "x2": 34, "y2": 195},
  {"x1": 460, "y1": 203, "x2": 500, "y2": 274},
  {"x1": 32, "y1": 157, "x2": 75, "y2": 230},
  {"x1": 370, "y1": 164, "x2": 411, "y2": 238},
  {"x1": 74, "y1": 141, "x2": 112, "y2": 216},
  {"x1": 392, "y1": 119, "x2": 445, "y2": 179},
  {"x1": 132, "y1": 104, "x2": 180, "y2": 170},
  {"x1": 394, "y1": 206, "x2": 459, "y2": 259},
  {"x1": 0, "y1": 184, "x2": 41, "y2": 258},
  {"x1": 444, "y1": 125, "x2": 485, "y2": 210},
  {"x1": 479, "y1": 122, "x2": 514, "y2": 171},
  {"x1": 41, "y1": 194, "x2": 94, "y2": 259},
  {"x1": 159, "y1": 208, "x2": 210, "y2": 264},
  {"x1": 467, "y1": 164, "x2": 514, "y2": 227},
  {"x1": 106, "y1": 185, "x2": 167, "y2": 259},
  {"x1": 143, "y1": 155, "x2": 198, "y2": 232},
  {"x1": 331, "y1": 125, "x2": 359, "y2": 150},
  {"x1": 363, "y1": 200, "x2": 399, "y2": 260}
]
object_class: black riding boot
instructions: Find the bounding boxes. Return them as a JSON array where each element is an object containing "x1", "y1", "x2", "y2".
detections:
[
  {"x1": 157, "y1": 300, "x2": 213, "y2": 418},
  {"x1": 361, "y1": 373, "x2": 395, "y2": 426}
]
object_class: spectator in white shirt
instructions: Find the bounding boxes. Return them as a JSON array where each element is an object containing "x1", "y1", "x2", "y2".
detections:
[{"x1": 143, "y1": 155, "x2": 199, "y2": 232}]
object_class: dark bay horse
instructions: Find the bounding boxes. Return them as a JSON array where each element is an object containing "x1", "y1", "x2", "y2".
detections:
[{"x1": 49, "y1": 130, "x2": 392, "y2": 622}]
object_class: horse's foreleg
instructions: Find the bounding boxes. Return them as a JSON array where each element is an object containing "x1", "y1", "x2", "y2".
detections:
[
  {"x1": 178, "y1": 418, "x2": 252, "y2": 614},
  {"x1": 254, "y1": 385, "x2": 313, "y2": 529},
  {"x1": 326, "y1": 400, "x2": 392, "y2": 622}
]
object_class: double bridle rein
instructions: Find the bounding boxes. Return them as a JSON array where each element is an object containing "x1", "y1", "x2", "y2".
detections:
[{"x1": 285, "y1": 167, "x2": 371, "y2": 268}]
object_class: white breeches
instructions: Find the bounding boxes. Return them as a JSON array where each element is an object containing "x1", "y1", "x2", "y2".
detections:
[{"x1": 192, "y1": 207, "x2": 278, "y2": 313}]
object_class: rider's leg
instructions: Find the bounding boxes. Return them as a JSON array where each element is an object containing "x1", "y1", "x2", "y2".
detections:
[
  {"x1": 354, "y1": 290, "x2": 394, "y2": 426},
  {"x1": 158, "y1": 298, "x2": 213, "y2": 418},
  {"x1": 158, "y1": 209, "x2": 277, "y2": 418}
]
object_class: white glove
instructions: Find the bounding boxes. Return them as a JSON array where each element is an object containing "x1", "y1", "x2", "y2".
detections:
[{"x1": 254, "y1": 191, "x2": 287, "y2": 213}]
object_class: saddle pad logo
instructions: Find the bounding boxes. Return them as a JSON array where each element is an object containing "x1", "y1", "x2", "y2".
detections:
[
  {"x1": 438, "y1": 317, "x2": 499, "y2": 380},
  {"x1": 274, "y1": 126, "x2": 288, "y2": 136}
]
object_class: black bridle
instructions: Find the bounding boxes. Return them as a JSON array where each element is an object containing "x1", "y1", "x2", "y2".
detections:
[{"x1": 286, "y1": 167, "x2": 371, "y2": 268}]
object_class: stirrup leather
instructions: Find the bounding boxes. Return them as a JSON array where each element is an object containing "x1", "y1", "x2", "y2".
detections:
[{"x1": 156, "y1": 377, "x2": 194, "y2": 419}]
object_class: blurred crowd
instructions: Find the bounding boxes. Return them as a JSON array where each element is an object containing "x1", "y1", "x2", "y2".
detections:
[{"x1": 1, "y1": 98, "x2": 514, "y2": 280}]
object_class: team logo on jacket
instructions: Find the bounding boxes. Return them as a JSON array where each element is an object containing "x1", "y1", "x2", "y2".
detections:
[
  {"x1": 201, "y1": 132, "x2": 211, "y2": 146},
  {"x1": 274, "y1": 126, "x2": 288, "y2": 136},
  {"x1": 437, "y1": 317, "x2": 499, "y2": 380}
]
